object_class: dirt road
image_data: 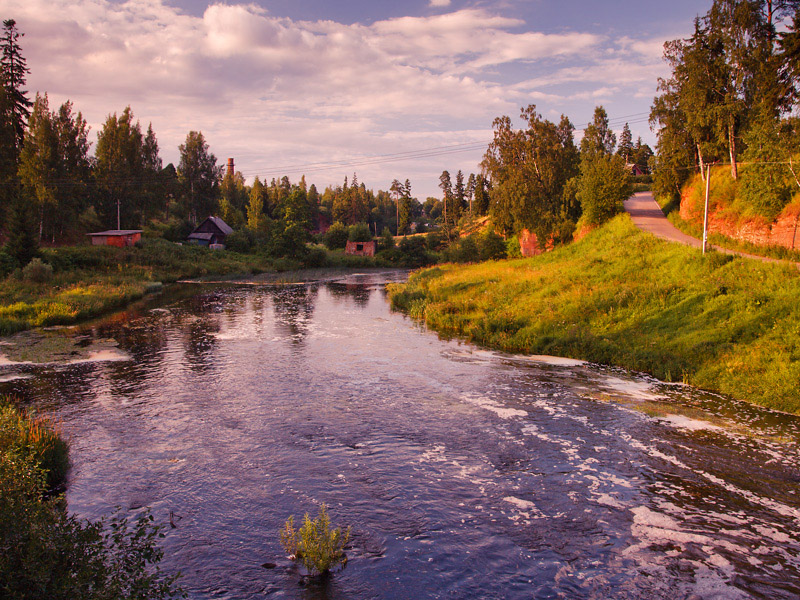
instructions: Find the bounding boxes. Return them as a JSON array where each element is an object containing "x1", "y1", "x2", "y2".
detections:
[{"x1": 623, "y1": 191, "x2": 799, "y2": 269}]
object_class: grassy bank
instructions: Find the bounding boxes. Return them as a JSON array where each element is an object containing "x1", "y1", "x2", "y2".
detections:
[
  {"x1": 388, "y1": 215, "x2": 800, "y2": 414},
  {"x1": 0, "y1": 238, "x2": 273, "y2": 335}
]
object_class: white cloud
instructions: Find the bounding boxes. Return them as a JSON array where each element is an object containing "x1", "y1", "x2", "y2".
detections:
[
  {"x1": 4, "y1": 0, "x2": 667, "y2": 197},
  {"x1": 429, "y1": 0, "x2": 452, "y2": 6}
]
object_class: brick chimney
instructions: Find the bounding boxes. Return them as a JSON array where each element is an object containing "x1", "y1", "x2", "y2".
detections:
[{"x1": 226, "y1": 158, "x2": 234, "y2": 177}]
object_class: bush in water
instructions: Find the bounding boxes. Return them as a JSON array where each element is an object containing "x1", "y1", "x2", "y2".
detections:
[{"x1": 280, "y1": 504, "x2": 350, "y2": 577}]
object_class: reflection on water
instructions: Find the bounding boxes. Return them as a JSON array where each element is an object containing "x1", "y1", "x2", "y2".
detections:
[{"x1": 2, "y1": 271, "x2": 799, "y2": 599}]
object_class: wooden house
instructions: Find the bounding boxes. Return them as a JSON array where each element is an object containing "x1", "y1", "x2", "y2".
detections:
[
  {"x1": 86, "y1": 230, "x2": 142, "y2": 247},
  {"x1": 345, "y1": 240, "x2": 377, "y2": 257},
  {"x1": 188, "y1": 217, "x2": 233, "y2": 247}
]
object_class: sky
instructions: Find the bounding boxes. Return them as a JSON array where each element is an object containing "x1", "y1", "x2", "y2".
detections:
[{"x1": 4, "y1": 0, "x2": 713, "y2": 199}]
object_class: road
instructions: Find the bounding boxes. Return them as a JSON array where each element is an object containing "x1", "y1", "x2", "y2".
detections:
[{"x1": 623, "y1": 191, "x2": 799, "y2": 268}]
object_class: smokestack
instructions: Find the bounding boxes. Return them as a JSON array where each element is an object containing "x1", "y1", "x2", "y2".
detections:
[{"x1": 227, "y1": 158, "x2": 234, "y2": 177}]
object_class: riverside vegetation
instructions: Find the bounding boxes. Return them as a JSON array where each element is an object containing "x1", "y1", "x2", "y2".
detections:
[
  {"x1": 0, "y1": 397, "x2": 183, "y2": 599},
  {"x1": 280, "y1": 504, "x2": 350, "y2": 577},
  {"x1": 388, "y1": 215, "x2": 800, "y2": 414}
]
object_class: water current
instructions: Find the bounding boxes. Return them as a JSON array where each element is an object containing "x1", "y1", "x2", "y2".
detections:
[{"x1": 2, "y1": 271, "x2": 799, "y2": 599}]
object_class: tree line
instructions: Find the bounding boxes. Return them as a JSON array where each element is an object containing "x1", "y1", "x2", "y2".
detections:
[
  {"x1": 0, "y1": 19, "x2": 435, "y2": 267},
  {"x1": 651, "y1": 0, "x2": 800, "y2": 218}
]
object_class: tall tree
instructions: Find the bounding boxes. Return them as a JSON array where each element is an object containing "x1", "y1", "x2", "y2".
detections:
[
  {"x1": 18, "y1": 94, "x2": 92, "y2": 241},
  {"x1": 482, "y1": 105, "x2": 580, "y2": 241},
  {"x1": 438, "y1": 170, "x2": 454, "y2": 238},
  {"x1": 617, "y1": 123, "x2": 634, "y2": 163},
  {"x1": 581, "y1": 106, "x2": 616, "y2": 157},
  {"x1": 94, "y1": 107, "x2": 161, "y2": 229},
  {"x1": 177, "y1": 131, "x2": 220, "y2": 225},
  {"x1": 0, "y1": 20, "x2": 31, "y2": 161},
  {"x1": 247, "y1": 176, "x2": 267, "y2": 233}
]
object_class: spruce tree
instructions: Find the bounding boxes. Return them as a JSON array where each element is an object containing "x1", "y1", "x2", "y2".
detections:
[
  {"x1": 617, "y1": 123, "x2": 634, "y2": 163},
  {"x1": 0, "y1": 20, "x2": 31, "y2": 160}
]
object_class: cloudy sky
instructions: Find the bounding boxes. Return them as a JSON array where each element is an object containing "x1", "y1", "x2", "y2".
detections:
[{"x1": 6, "y1": 0, "x2": 711, "y2": 198}]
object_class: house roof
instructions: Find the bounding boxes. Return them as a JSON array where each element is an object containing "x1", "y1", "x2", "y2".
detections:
[
  {"x1": 86, "y1": 230, "x2": 143, "y2": 236},
  {"x1": 191, "y1": 216, "x2": 233, "y2": 236},
  {"x1": 188, "y1": 232, "x2": 215, "y2": 241}
]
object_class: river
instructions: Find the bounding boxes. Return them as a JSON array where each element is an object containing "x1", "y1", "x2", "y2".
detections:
[{"x1": 2, "y1": 271, "x2": 799, "y2": 599}]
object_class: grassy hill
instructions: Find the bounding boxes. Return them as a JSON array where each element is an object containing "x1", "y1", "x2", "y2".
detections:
[{"x1": 388, "y1": 215, "x2": 800, "y2": 414}]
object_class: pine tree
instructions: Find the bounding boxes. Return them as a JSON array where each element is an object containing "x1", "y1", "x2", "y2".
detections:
[
  {"x1": 0, "y1": 20, "x2": 32, "y2": 161},
  {"x1": 617, "y1": 123, "x2": 634, "y2": 163}
]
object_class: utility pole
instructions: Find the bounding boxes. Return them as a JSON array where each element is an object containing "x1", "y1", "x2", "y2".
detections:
[{"x1": 702, "y1": 165, "x2": 711, "y2": 254}]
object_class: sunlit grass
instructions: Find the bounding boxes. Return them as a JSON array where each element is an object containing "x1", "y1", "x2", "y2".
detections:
[{"x1": 389, "y1": 215, "x2": 800, "y2": 413}]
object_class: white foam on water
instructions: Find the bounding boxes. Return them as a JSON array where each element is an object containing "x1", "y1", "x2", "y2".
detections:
[
  {"x1": 503, "y1": 496, "x2": 547, "y2": 520},
  {"x1": 461, "y1": 393, "x2": 528, "y2": 419},
  {"x1": 68, "y1": 349, "x2": 130, "y2": 364},
  {"x1": 0, "y1": 373, "x2": 32, "y2": 382},
  {"x1": 594, "y1": 374, "x2": 665, "y2": 402},
  {"x1": 519, "y1": 355, "x2": 587, "y2": 367},
  {"x1": 660, "y1": 414, "x2": 724, "y2": 432}
]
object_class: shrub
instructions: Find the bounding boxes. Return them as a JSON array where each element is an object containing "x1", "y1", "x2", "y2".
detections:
[
  {"x1": 0, "y1": 399, "x2": 183, "y2": 599},
  {"x1": 505, "y1": 235, "x2": 522, "y2": 258},
  {"x1": 348, "y1": 222, "x2": 373, "y2": 243},
  {"x1": 479, "y1": 229, "x2": 507, "y2": 261},
  {"x1": 303, "y1": 245, "x2": 328, "y2": 268},
  {"x1": 280, "y1": 504, "x2": 350, "y2": 577},
  {"x1": 378, "y1": 227, "x2": 395, "y2": 251},
  {"x1": 323, "y1": 222, "x2": 349, "y2": 249},
  {"x1": 577, "y1": 153, "x2": 633, "y2": 226},
  {"x1": 224, "y1": 230, "x2": 255, "y2": 253},
  {"x1": 425, "y1": 231, "x2": 444, "y2": 252},
  {"x1": 0, "y1": 398, "x2": 69, "y2": 491},
  {"x1": 22, "y1": 258, "x2": 53, "y2": 283}
]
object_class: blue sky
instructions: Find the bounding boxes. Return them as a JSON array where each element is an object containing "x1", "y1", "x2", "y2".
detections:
[{"x1": 8, "y1": 0, "x2": 712, "y2": 198}]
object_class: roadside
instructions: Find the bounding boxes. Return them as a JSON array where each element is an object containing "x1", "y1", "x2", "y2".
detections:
[{"x1": 624, "y1": 192, "x2": 800, "y2": 269}]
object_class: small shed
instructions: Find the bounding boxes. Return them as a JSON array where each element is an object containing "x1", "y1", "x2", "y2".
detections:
[
  {"x1": 86, "y1": 230, "x2": 142, "y2": 247},
  {"x1": 345, "y1": 240, "x2": 377, "y2": 257},
  {"x1": 188, "y1": 217, "x2": 233, "y2": 247}
]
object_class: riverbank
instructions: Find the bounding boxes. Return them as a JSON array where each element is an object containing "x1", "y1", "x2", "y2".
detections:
[
  {"x1": 388, "y1": 215, "x2": 800, "y2": 414},
  {"x1": 0, "y1": 239, "x2": 274, "y2": 335}
]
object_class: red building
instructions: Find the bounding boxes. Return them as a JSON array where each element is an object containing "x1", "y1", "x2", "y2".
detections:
[
  {"x1": 86, "y1": 230, "x2": 142, "y2": 247},
  {"x1": 345, "y1": 240, "x2": 377, "y2": 256}
]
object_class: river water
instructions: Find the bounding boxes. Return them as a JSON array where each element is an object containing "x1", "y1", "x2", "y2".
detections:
[{"x1": 2, "y1": 271, "x2": 800, "y2": 599}]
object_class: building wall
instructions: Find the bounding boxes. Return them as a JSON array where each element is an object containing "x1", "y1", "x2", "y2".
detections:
[{"x1": 345, "y1": 241, "x2": 377, "y2": 256}]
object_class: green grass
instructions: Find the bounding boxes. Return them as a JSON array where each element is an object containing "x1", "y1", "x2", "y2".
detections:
[{"x1": 388, "y1": 215, "x2": 800, "y2": 414}]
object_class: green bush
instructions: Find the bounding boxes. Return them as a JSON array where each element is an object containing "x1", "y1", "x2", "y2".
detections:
[
  {"x1": 224, "y1": 230, "x2": 255, "y2": 253},
  {"x1": 303, "y1": 245, "x2": 328, "y2": 268},
  {"x1": 0, "y1": 398, "x2": 69, "y2": 491},
  {"x1": 280, "y1": 504, "x2": 350, "y2": 577},
  {"x1": 577, "y1": 153, "x2": 633, "y2": 226},
  {"x1": 505, "y1": 235, "x2": 522, "y2": 258},
  {"x1": 0, "y1": 400, "x2": 183, "y2": 599},
  {"x1": 378, "y1": 227, "x2": 395, "y2": 251},
  {"x1": 347, "y1": 223, "x2": 373, "y2": 243},
  {"x1": 22, "y1": 258, "x2": 53, "y2": 284},
  {"x1": 323, "y1": 222, "x2": 349, "y2": 250},
  {"x1": 479, "y1": 230, "x2": 507, "y2": 261}
]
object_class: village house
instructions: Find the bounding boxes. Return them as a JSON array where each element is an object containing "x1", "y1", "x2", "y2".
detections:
[{"x1": 188, "y1": 216, "x2": 233, "y2": 248}]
